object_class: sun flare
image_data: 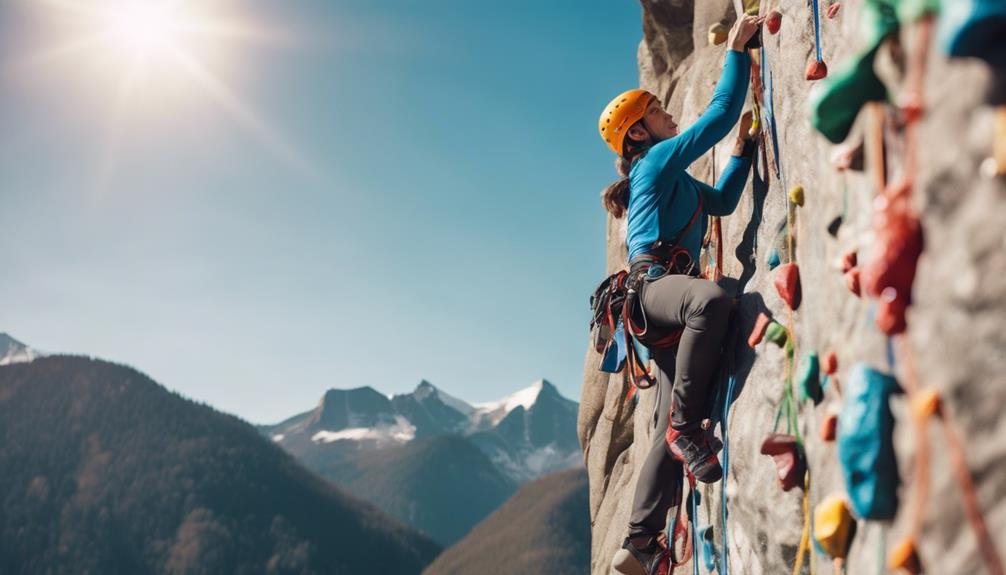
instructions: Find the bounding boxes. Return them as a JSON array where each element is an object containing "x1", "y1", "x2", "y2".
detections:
[{"x1": 17, "y1": 0, "x2": 312, "y2": 178}]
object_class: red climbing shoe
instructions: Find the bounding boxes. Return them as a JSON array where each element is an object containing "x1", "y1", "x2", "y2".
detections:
[
  {"x1": 665, "y1": 426, "x2": 723, "y2": 484},
  {"x1": 612, "y1": 534, "x2": 671, "y2": 575}
]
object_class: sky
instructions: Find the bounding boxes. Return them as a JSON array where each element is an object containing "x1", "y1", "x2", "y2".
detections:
[{"x1": 0, "y1": 0, "x2": 643, "y2": 424}]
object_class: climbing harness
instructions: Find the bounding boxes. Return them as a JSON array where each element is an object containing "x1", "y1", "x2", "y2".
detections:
[{"x1": 588, "y1": 195, "x2": 706, "y2": 400}]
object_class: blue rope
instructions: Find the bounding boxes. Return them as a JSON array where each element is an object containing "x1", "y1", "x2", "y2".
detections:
[
  {"x1": 690, "y1": 488, "x2": 700, "y2": 575},
  {"x1": 720, "y1": 373, "x2": 736, "y2": 575},
  {"x1": 811, "y1": 0, "x2": 823, "y2": 62}
]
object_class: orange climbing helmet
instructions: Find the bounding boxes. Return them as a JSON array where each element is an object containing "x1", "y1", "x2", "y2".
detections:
[{"x1": 599, "y1": 89, "x2": 657, "y2": 156}]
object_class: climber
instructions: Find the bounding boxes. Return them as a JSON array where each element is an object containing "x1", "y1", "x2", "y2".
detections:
[{"x1": 600, "y1": 13, "x2": 762, "y2": 575}]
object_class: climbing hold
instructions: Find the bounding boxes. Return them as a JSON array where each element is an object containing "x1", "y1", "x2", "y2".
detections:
[
  {"x1": 774, "y1": 262, "x2": 802, "y2": 310},
  {"x1": 827, "y1": 215, "x2": 843, "y2": 237},
  {"x1": 940, "y1": 0, "x2": 1006, "y2": 68},
  {"x1": 862, "y1": 180, "x2": 924, "y2": 306},
  {"x1": 766, "y1": 321, "x2": 789, "y2": 347},
  {"x1": 912, "y1": 388, "x2": 942, "y2": 419},
  {"x1": 844, "y1": 268, "x2": 861, "y2": 297},
  {"x1": 838, "y1": 363, "x2": 901, "y2": 520},
  {"x1": 826, "y1": 2, "x2": 842, "y2": 19},
  {"x1": 889, "y1": 537, "x2": 923, "y2": 574},
  {"x1": 820, "y1": 412, "x2": 838, "y2": 441},
  {"x1": 823, "y1": 351, "x2": 838, "y2": 375},
  {"x1": 767, "y1": 10, "x2": 783, "y2": 34},
  {"x1": 876, "y1": 294, "x2": 909, "y2": 335},
  {"x1": 789, "y1": 185, "x2": 805, "y2": 206},
  {"x1": 749, "y1": 312, "x2": 773, "y2": 348},
  {"x1": 798, "y1": 351, "x2": 823, "y2": 404},
  {"x1": 805, "y1": 59, "x2": 829, "y2": 81},
  {"x1": 814, "y1": 493, "x2": 856, "y2": 558},
  {"x1": 809, "y1": 43, "x2": 889, "y2": 144},
  {"x1": 760, "y1": 433, "x2": 806, "y2": 491},
  {"x1": 767, "y1": 248, "x2": 782, "y2": 270},
  {"x1": 708, "y1": 22, "x2": 729, "y2": 46},
  {"x1": 699, "y1": 525, "x2": 719, "y2": 571},
  {"x1": 840, "y1": 250, "x2": 858, "y2": 273}
]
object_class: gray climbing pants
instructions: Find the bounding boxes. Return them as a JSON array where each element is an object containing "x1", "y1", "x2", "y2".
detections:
[{"x1": 627, "y1": 274, "x2": 732, "y2": 538}]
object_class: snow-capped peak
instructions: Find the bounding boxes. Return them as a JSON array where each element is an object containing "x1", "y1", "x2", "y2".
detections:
[
  {"x1": 0, "y1": 333, "x2": 41, "y2": 366},
  {"x1": 471, "y1": 379, "x2": 549, "y2": 428}
]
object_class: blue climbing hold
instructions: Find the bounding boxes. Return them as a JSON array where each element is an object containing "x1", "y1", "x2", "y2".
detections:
[
  {"x1": 838, "y1": 363, "x2": 901, "y2": 520},
  {"x1": 767, "y1": 249, "x2": 781, "y2": 270},
  {"x1": 941, "y1": 0, "x2": 1006, "y2": 68}
]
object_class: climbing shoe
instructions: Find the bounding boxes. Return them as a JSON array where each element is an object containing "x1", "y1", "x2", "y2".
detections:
[
  {"x1": 665, "y1": 426, "x2": 723, "y2": 483},
  {"x1": 611, "y1": 534, "x2": 671, "y2": 575}
]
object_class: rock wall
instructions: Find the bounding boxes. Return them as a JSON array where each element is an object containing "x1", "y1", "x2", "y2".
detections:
[{"x1": 578, "y1": 1, "x2": 1006, "y2": 573}]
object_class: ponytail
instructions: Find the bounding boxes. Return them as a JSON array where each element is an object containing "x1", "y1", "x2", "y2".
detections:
[
  {"x1": 601, "y1": 156, "x2": 632, "y2": 219},
  {"x1": 600, "y1": 135, "x2": 649, "y2": 219}
]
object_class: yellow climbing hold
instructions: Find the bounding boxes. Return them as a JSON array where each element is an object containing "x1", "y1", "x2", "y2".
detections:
[
  {"x1": 814, "y1": 493, "x2": 855, "y2": 559},
  {"x1": 911, "y1": 388, "x2": 942, "y2": 419},
  {"x1": 708, "y1": 23, "x2": 728, "y2": 46},
  {"x1": 789, "y1": 185, "x2": 805, "y2": 206},
  {"x1": 889, "y1": 537, "x2": 923, "y2": 574}
]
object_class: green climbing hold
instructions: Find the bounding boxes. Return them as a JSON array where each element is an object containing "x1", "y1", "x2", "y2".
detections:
[
  {"x1": 798, "y1": 351, "x2": 823, "y2": 404},
  {"x1": 809, "y1": 43, "x2": 889, "y2": 144},
  {"x1": 766, "y1": 321, "x2": 788, "y2": 347}
]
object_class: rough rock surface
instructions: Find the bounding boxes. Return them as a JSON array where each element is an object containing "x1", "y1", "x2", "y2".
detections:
[{"x1": 579, "y1": 1, "x2": 1006, "y2": 573}]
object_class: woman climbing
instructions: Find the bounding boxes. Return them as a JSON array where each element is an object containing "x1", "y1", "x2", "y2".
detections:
[{"x1": 599, "y1": 14, "x2": 762, "y2": 575}]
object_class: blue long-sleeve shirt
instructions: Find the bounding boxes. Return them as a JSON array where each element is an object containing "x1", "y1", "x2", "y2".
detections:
[{"x1": 626, "y1": 50, "x2": 753, "y2": 263}]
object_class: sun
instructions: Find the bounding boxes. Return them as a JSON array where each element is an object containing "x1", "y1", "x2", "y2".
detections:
[
  {"x1": 15, "y1": 0, "x2": 313, "y2": 178},
  {"x1": 103, "y1": 3, "x2": 183, "y2": 59}
]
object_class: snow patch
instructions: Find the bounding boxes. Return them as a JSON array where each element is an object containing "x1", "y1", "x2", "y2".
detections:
[
  {"x1": 311, "y1": 415, "x2": 416, "y2": 444},
  {"x1": 272, "y1": 434, "x2": 285, "y2": 442},
  {"x1": 471, "y1": 379, "x2": 545, "y2": 427}
]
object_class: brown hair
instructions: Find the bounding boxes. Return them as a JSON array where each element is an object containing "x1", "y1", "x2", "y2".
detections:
[{"x1": 600, "y1": 135, "x2": 649, "y2": 219}]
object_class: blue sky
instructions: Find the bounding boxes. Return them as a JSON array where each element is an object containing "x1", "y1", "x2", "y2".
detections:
[{"x1": 0, "y1": 0, "x2": 642, "y2": 423}]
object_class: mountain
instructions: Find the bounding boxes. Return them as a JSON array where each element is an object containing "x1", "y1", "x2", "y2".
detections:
[
  {"x1": 422, "y1": 466, "x2": 590, "y2": 575},
  {"x1": 0, "y1": 333, "x2": 40, "y2": 365},
  {"x1": 316, "y1": 434, "x2": 518, "y2": 547},
  {"x1": 0, "y1": 356, "x2": 441, "y2": 574},
  {"x1": 466, "y1": 380, "x2": 582, "y2": 482},
  {"x1": 263, "y1": 378, "x2": 580, "y2": 483}
]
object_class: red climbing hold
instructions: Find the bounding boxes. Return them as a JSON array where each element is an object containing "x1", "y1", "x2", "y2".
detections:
[
  {"x1": 823, "y1": 351, "x2": 838, "y2": 375},
  {"x1": 844, "y1": 268, "x2": 861, "y2": 297},
  {"x1": 767, "y1": 10, "x2": 782, "y2": 35},
  {"x1": 826, "y1": 2, "x2": 841, "y2": 19},
  {"x1": 774, "y1": 262, "x2": 802, "y2": 310},
  {"x1": 876, "y1": 293, "x2": 908, "y2": 335},
  {"x1": 821, "y1": 413, "x2": 838, "y2": 442},
  {"x1": 861, "y1": 179, "x2": 924, "y2": 330},
  {"x1": 760, "y1": 433, "x2": 806, "y2": 491},
  {"x1": 806, "y1": 60, "x2": 828, "y2": 81},
  {"x1": 841, "y1": 250, "x2": 857, "y2": 273},
  {"x1": 749, "y1": 312, "x2": 773, "y2": 348}
]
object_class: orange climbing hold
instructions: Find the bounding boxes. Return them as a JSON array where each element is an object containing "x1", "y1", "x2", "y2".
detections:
[
  {"x1": 826, "y1": 2, "x2": 841, "y2": 19},
  {"x1": 806, "y1": 60, "x2": 828, "y2": 81},
  {"x1": 774, "y1": 262, "x2": 802, "y2": 310},
  {"x1": 889, "y1": 537, "x2": 923, "y2": 574},
  {"x1": 844, "y1": 268, "x2": 861, "y2": 297},
  {"x1": 761, "y1": 433, "x2": 806, "y2": 491},
  {"x1": 912, "y1": 388, "x2": 942, "y2": 419},
  {"x1": 823, "y1": 351, "x2": 838, "y2": 375},
  {"x1": 749, "y1": 312, "x2": 773, "y2": 348},
  {"x1": 814, "y1": 493, "x2": 855, "y2": 558},
  {"x1": 767, "y1": 10, "x2": 782, "y2": 35},
  {"x1": 820, "y1": 413, "x2": 838, "y2": 441},
  {"x1": 841, "y1": 250, "x2": 857, "y2": 273}
]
